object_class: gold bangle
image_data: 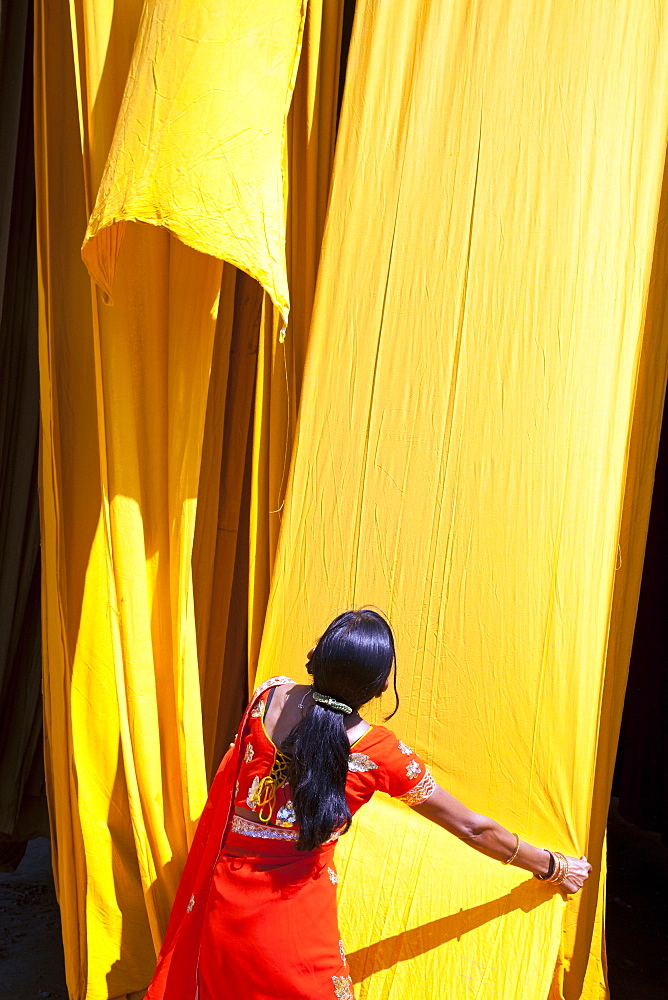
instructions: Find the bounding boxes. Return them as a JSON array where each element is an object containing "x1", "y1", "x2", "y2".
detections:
[
  {"x1": 502, "y1": 833, "x2": 521, "y2": 865},
  {"x1": 546, "y1": 852, "x2": 568, "y2": 885},
  {"x1": 550, "y1": 852, "x2": 569, "y2": 885}
]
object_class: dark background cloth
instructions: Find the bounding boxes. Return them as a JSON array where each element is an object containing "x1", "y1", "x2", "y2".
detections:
[
  {"x1": 613, "y1": 388, "x2": 668, "y2": 843},
  {"x1": 0, "y1": 0, "x2": 48, "y2": 865}
]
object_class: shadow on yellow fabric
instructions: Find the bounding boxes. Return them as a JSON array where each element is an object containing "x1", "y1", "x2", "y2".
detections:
[
  {"x1": 36, "y1": 1, "x2": 309, "y2": 999},
  {"x1": 255, "y1": 1, "x2": 668, "y2": 998},
  {"x1": 192, "y1": 0, "x2": 346, "y2": 779}
]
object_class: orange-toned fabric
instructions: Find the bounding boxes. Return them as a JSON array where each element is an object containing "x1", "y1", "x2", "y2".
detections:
[{"x1": 146, "y1": 678, "x2": 434, "y2": 1000}]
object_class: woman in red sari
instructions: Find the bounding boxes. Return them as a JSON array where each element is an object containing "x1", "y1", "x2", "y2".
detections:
[{"x1": 146, "y1": 609, "x2": 591, "y2": 1000}]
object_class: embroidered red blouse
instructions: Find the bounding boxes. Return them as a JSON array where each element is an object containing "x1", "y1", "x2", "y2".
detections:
[{"x1": 233, "y1": 682, "x2": 436, "y2": 833}]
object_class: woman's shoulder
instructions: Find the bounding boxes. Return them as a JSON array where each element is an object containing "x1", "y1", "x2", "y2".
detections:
[
  {"x1": 354, "y1": 724, "x2": 414, "y2": 758},
  {"x1": 252, "y1": 675, "x2": 296, "y2": 700}
]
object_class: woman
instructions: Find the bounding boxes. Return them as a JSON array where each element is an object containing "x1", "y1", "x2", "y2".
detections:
[{"x1": 146, "y1": 609, "x2": 591, "y2": 1000}]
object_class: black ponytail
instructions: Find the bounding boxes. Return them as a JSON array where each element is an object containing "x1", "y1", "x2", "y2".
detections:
[{"x1": 282, "y1": 609, "x2": 397, "y2": 851}]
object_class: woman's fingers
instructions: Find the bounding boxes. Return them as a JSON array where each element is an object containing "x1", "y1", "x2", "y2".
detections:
[{"x1": 559, "y1": 855, "x2": 593, "y2": 894}]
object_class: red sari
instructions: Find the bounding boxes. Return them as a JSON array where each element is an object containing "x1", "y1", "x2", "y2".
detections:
[{"x1": 146, "y1": 677, "x2": 436, "y2": 1000}]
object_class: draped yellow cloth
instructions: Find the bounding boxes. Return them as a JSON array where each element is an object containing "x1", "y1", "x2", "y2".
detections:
[
  {"x1": 36, "y1": 1, "x2": 308, "y2": 998},
  {"x1": 35, "y1": 1, "x2": 668, "y2": 999},
  {"x1": 81, "y1": 0, "x2": 307, "y2": 322},
  {"x1": 255, "y1": 2, "x2": 668, "y2": 999}
]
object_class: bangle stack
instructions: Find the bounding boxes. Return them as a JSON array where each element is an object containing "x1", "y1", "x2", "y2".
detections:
[
  {"x1": 534, "y1": 850, "x2": 569, "y2": 885},
  {"x1": 502, "y1": 833, "x2": 521, "y2": 865}
]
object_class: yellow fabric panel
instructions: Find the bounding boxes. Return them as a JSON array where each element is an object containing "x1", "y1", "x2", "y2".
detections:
[
  {"x1": 248, "y1": 0, "x2": 345, "y2": 674},
  {"x1": 36, "y1": 0, "x2": 294, "y2": 995},
  {"x1": 80, "y1": 0, "x2": 308, "y2": 322},
  {"x1": 256, "y1": 2, "x2": 668, "y2": 998}
]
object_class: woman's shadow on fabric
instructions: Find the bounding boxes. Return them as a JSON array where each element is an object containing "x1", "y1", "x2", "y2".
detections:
[{"x1": 347, "y1": 879, "x2": 545, "y2": 983}]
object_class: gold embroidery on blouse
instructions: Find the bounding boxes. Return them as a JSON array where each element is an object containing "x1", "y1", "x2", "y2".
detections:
[
  {"x1": 406, "y1": 759, "x2": 421, "y2": 779},
  {"x1": 247, "y1": 776, "x2": 261, "y2": 811},
  {"x1": 348, "y1": 752, "x2": 378, "y2": 772},
  {"x1": 327, "y1": 867, "x2": 339, "y2": 884},
  {"x1": 397, "y1": 740, "x2": 412, "y2": 755},
  {"x1": 244, "y1": 743, "x2": 254, "y2": 763},
  {"x1": 186, "y1": 894, "x2": 195, "y2": 913},
  {"x1": 332, "y1": 975, "x2": 354, "y2": 1000},
  {"x1": 253, "y1": 749, "x2": 291, "y2": 823},
  {"x1": 276, "y1": 800, "x2": 296, "y2": 827},
  {"x1": 399, "y1": 769, "x2": 437, "y2": 806}
]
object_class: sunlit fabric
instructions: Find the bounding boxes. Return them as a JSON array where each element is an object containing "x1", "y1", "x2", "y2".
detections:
[
  {"x1": 81, "y1": 0, "x2": 308, "y2": 323},
  {"x1": 255, "y1": 2, "x2": 668, "y2": 999},
  {"x1": 34, "y1": 1, "x2": 323, "y2": 997},
  {"x1": 192, "y1": 0, "x2": 345, "y2": 781},
  {"x1": 247, "y1": 0, "x2": 345, "y2": 676}
]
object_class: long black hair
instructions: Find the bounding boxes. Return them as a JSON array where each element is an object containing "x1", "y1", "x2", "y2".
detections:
[{"x1": 282, "y1": 609, "x2": 399, "y2": 851}]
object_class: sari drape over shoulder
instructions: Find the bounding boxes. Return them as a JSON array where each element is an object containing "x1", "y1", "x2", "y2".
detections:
[{"x1": 146, "y1": 678, "x2": 435, "y2": 1000}]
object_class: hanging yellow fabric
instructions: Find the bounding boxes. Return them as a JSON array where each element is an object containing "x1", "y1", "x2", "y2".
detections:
[
  {"x1": 192, "y1": 0, "x2": 346, "y2": 781},
  {"x1": 36, "y1": 3, "x2": 307, "y2": 999},
  {"x1": 81, "y1": 0, "x2": 307, "y2": 323},
  {"x1": 255, "y1": 3, "x2": 668, "y2": 999},
  {"x1": 248, "y1": 0, "x2": 345, "y2": 675}
]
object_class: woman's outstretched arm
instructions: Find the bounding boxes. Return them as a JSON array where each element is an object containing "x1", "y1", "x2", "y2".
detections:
[{"x1": 412, "y1": 784, "x2": 591, "y2": 894}]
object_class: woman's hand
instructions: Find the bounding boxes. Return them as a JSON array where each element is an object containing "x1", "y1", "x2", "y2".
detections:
[{"x1": 558, "y1": 855, "x2": 592, "y2": 894}]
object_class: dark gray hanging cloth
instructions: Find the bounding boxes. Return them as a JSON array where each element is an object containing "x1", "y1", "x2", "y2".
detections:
[{"x1": 0, "y1": 0, "x2": 49, "y2": 869}]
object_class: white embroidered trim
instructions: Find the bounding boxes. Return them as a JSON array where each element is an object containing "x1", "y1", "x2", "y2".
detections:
[
  {"x1": 327, "y1": 867, "x2": 339, "y2": 884},
  {"x1": 230, "y1": 814, "x2": 343, "y2": 843},
  {"x1": 231, "y1": 815, "x2": 300, "y2": 841},
  {"x1": 398, "y1": 768, "x2": 437, "y2": 806},
  {"x1": 397, "y1": 740, "x2": 412, "y2": 755},
  {"x1": 406, "y1": 759, "x2": 421, "y2": 779}
]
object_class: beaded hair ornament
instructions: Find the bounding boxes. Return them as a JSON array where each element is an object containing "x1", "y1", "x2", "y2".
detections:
[{"x1": 312, "y1": 691, "x2": 353, "y2": 715}]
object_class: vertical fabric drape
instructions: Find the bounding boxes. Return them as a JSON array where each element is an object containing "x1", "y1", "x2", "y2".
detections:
[
  {"x1": 255, "y1": 2, "x2": 668, "y2": 999},
  {"x1": 192, "y1": 0, "x2": 346, "y2": 782},
  {"x1": 0, "y1": 0, "x2": 47, "y2": 857},
  {"x1": 36, "y1": 2, "x2": 306, "y2": 998},
  {"x1": 248, "y1": 0, "x2": 345, "y2": 677}
]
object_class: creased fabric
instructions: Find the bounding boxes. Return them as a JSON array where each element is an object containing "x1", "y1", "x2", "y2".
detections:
[
  {"x1": 81, "y1": 0, "x2": 308, "y2": 323},
  {"x1": 192, "y1": 0, "x2": 346, "y2": 783},
  {"x1": 255, "y1": 2, "x2": 668, "y2": 998},
  {"x1": 35, "y1": 0, "x2": 292, "y2": 996}
]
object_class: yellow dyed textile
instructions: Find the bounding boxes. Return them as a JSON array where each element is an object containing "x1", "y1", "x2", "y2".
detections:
[
  {"x1": 81, "y1": 0, "x2": 307, "y2": 322},
  {"x1": 191, "y1": 0, "x2": 344, "y2": 778},
  {"x1": 248, "y1": 0, "x2": 345, "y2": 675},
  {"x1": 35, "y1": 2, "x2": 305, "y2": 999},
  {"x1": 256, "y1": 3, "x2": 668, "y2": 1000}
]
